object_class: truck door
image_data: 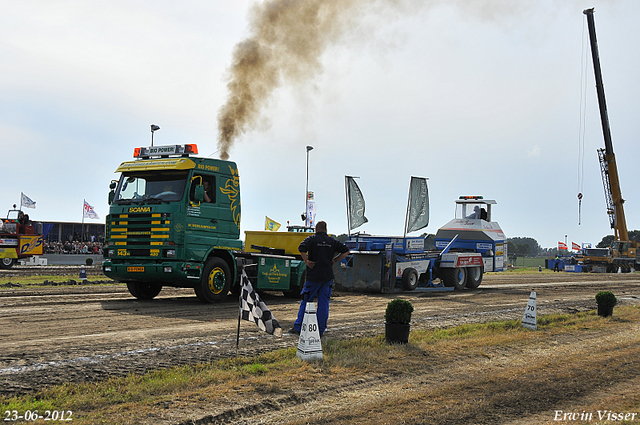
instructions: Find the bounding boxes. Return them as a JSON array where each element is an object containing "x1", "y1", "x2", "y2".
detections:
[{"x1": 187, "y1": 173, "x2": 239, "y2": 239}]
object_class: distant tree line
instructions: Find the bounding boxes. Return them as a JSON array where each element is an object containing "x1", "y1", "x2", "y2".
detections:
[
  {"x1": 596, "y1": 230, "x2": 640, "y2": 248},
  {"x1": 508, "y1": 237, "x2": 541, "y2": 257}
]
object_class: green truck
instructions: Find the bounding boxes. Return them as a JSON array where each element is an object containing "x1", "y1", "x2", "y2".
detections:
[{"x1": 102, "y1": 143, "x2": 306, "y2": 302}]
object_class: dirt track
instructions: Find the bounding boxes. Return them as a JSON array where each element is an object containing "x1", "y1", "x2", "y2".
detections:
[
  {"x1": 2, "y1": 270, "x2": 640, "y2": 402},
  {"x1": 0, "y1": 273, "x2": 640, "y2": 424}
]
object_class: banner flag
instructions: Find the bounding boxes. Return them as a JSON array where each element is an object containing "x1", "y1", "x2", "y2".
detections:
[
  {"x1": 83, "y1": 200, "x2": 100, "y2": 219},
  {"x1": 346, "y1": 176, "x2": 368, "y2": 230},
  {"x1": 306, "y1": 200, "x2": 315, "y2": 228},
  {"x1": 265, "y1": 216, "x2": 281, "y2": 231},
  {"x1": 21, "y1": 193, "x2": 36, "y2": 209},
  {"x1": 572, "y1": 242, "x2": 581, "y2": 251},
  {"x1": 239, "y1": 270, "x2": 282, "y2": 336},
  {"x1": 558, "y1": 241, "x2": 568, "y2": 250},
  {"x1": 405, "y1": 177, "x2": 429, "y2": 233}
]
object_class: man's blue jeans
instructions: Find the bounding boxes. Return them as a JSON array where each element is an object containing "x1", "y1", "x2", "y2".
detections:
[{"x1": 293, "y1": 279, "x2": 332, "y2": 335}]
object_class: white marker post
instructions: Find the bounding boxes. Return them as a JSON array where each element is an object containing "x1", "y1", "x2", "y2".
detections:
[
  {"x1": 521, "y1": 291, "x2": 537, "y2": 331},
  {"x1": 296, "y1": 302, "x2": 323, "y2": 361}
]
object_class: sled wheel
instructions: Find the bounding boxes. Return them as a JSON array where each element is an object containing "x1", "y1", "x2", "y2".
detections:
[
  {"x1": 465, "y1": 266, "x2": 483, "y2": 289},
  {"x1": 443, "y1": 267, "x2": 466, "y2": 291},
  {"x1": 401, "y1": 268, "x2": 419, "y2": 291}
]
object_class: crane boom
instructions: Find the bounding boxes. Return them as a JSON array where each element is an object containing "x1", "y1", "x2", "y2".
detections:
[{"x1": 583, "y1": 8, "x2": 629, "y2": 242}]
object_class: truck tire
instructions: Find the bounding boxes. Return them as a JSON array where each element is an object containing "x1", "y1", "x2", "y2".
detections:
[
  {"x1": 0, "y1": 258, "x2": 15, "y2": 269},
  {"x1": 401, "y1": 268, "x2": 419, "y2": 291},
  {"x1": 197, "y1": 257, "x2": 232, "y2": 303},
  {"x1": 443, "y1": 267, "x2": 466, "y2": 291},
  {"x1": 465, "y1": 266, "x2": 483, "y2": 289},
  {"x1": 127, "y1": 282, "x2": 162, "y2": 300}
]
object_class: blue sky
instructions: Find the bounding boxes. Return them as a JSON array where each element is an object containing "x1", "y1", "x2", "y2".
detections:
[{"x1": 1, "y1": 0, "x2": 639, "y2": 250}]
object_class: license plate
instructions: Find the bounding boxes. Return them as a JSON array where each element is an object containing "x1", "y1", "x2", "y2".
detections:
[{"x1": 127, "y1": 266, "x2": 145, "y2": 272}]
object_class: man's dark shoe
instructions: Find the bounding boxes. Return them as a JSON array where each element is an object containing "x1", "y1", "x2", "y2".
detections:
[{"x1": 288, "y1": 328, "x2": 300, "y2": 335}]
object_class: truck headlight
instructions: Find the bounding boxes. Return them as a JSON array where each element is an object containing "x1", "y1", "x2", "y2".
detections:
[{"x1": 165, "y1": 249, "x2": 176, "y2": 258}]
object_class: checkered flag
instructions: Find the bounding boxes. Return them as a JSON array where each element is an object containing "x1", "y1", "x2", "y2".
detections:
[{"x1": 239, "y1": 269, "x2": 282, "y2": 337}]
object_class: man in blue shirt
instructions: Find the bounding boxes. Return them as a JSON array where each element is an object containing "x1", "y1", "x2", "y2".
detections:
[{"x1": 290, "y1": 221, "x2": 350, "y2": 336}]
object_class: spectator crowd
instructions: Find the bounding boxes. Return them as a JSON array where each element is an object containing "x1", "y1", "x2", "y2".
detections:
[{"x1": 43, "y1": 240, "x2": 103, "y2": 255}]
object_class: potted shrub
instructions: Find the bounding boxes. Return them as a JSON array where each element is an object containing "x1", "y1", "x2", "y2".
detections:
[
  {"x1": 595, "y1": 290, "x2": 617, "y2": 317},
  {"x1": 385, "y1": 298, "x2": 414, "y2": 344}
]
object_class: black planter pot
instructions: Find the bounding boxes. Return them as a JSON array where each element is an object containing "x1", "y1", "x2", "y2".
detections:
[
  {"x1": 385, "y1": 322, "x2": 411, "y2": 344},
  {"x1": 597, "y1": 304, "x2": 614, "y2": 317}
]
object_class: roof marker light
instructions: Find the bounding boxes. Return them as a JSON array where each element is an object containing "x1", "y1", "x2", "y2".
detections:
[{"x1": 133, "y1": 144, "x2": 199, "y2": 159}]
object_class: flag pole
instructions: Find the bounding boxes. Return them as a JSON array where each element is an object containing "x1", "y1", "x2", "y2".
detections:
[
  {"x1": 403, "y1": 177, "x2": 414, "y2": 240},
  {"x1": 236, "y1": 267, "x2": 243, "y2": 357},
  {"x1": 81, "y1": 200, "x2": 85, "y2": 242},
  {"x1": 345, "y1": 176, "x2": 350, "y2": 237},
  {"x1": 236, "y1": 301, "x2": 241, "y2": 357}
]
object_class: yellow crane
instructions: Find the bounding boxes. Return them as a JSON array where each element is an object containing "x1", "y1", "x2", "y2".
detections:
[{"x1": 583, "y1": 8, "x2": 638, "y2": 272}]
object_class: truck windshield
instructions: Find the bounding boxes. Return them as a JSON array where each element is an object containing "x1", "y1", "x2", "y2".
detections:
[
  {"x1": 584, "y1": 248, "x2": 609, "y2": 257},
  {"x1": 114, "y1": 171, "x2": 188, "y2": 203},
  {"x1": 455, "y1": 203, "x2": 487, "y2": 220},
  {"x1": 6, "y1": 210, "x2": 20, "y2": 221}
]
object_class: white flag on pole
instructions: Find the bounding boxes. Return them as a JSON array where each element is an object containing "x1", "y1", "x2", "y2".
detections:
[
  {"x1": 21, "y1": 193, "x2": 36, "y2": 209},
  {"x1": 83, "y1": 200, "x2": 100, "y2": 219}
]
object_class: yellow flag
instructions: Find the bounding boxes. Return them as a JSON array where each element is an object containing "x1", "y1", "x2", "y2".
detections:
[{"x1": 265, "y1": 216, "x2": 281, "y2": 231}]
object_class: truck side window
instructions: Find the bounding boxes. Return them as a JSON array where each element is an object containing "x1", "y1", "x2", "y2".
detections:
[{"x1": 191, "y1": 175, "x2": 216, "y2": 203}]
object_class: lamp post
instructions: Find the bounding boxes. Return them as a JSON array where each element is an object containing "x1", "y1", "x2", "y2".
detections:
[
  {"x1": 304, "y1": 145, "x2": 314, "y2": 226},
  {"x1": 150, "y1": 124, "x2": 160, "y2": 146}
]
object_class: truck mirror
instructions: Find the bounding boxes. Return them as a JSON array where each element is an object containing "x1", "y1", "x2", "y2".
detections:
[
  {"x1": 108, "y1": 180, "x2": 118, "y2": 205},
  {"x1": 194, "y1": 185, "x2": 205, "y2": 202}
]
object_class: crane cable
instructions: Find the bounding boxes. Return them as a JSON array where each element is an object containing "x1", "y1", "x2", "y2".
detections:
[{"x1": 577, "y1": 18, "x2": 589, "y2": 225}]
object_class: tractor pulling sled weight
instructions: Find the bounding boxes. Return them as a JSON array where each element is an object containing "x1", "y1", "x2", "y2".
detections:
[{"x1": 333, "y1": 193, "x2": 507, "y2": 294}]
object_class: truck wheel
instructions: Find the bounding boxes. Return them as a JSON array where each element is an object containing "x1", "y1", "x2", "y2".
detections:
[
  {"x1": 127, "y1": 282, "x2": 162, "y2": 300},
  {"x1": 0, "y1": 258, "x2": 15, "y2": 269},
  {"x1": 465, "y1": 266, "x2": 483, "y2": 289},
  {"x1": 443, "y1": 267, "x2": 466, "y2": 291},
  {"x1": 197, "y1": 257, "x2": 232, "y2": 303},
  {"x1": 401, "y1": 268, "x2": 419, "y2": 291}
]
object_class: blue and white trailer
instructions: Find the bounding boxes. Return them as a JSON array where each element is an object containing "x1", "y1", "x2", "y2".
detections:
[{"x1": 333, "y1": 196, "x2": 506, "y2": 293}]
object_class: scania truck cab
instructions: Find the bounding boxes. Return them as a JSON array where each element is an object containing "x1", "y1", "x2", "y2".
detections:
[{"x1": 102, "y1": 144, "x2": 242, "y2": 302}]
